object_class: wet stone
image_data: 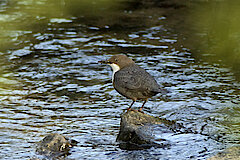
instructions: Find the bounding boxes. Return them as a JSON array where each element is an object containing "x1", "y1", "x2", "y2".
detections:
[
  {"x1": 36, "y1": 133, "x2": 77, "y2": 158},
  {"x1": 207, "y1": 146, "x2": 240, "y2": 160},
  {"x1": 116, "y1": 110, "x2": 171, "y2": 150}
]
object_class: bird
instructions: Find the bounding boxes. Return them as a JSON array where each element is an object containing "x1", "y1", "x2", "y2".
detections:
[{"x1": 99, "y1": 54, "x2": 167, "y2": 111}]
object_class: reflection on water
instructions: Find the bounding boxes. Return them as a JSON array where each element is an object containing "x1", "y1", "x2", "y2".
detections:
[
  {"x1": 0, "y1": 0, "x2": 239, "y2": 160},
  {"x1": 186, "y1": 0, "x2": 240, "y2": 80}
]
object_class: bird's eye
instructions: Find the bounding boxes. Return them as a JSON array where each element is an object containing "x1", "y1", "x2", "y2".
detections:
[{"x1": 115, "y1": 59, "x2": 118, "y2": 62}]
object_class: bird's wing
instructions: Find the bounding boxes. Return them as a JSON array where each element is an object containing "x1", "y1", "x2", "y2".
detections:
[{"x1": 114, "y1": 68, "x2": 149, "y2": 91}]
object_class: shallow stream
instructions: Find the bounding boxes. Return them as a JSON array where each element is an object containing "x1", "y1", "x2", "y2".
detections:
[{"x1": 0, "y1": 1, "x2": 239, "y2": 159}]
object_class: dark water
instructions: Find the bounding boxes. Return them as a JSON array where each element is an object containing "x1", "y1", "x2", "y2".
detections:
[{"x1": 0, "y1": 0, "x2": 239, "y2": 160}]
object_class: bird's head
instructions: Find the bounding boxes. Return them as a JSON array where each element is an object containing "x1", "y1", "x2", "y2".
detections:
[{"x1": 99, "y1": 55, "x2": 135, "y2": 72}]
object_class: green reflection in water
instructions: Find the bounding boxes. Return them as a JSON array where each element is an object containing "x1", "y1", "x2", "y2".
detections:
[
  {"x1": 0, "y1": 0, "x2": 123, "y2": 51},
  {"x1": 189, "y1": 0, "x2": 240, "y2": 79},
  {"x1": 0, "y1": 67, "x2": 19, "y2": 96},
  {"x1": 188, "y1": 1, "x2": 240, "y2": 143}
]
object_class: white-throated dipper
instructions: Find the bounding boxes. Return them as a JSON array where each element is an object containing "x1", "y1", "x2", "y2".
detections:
[{"x1": 99, "y1": 54, "x2": 167, "y2": 111}]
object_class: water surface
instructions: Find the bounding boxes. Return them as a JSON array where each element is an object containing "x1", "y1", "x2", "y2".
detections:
[{"x1": 0, "y1": 0, "x2": 239, "y2": 159}]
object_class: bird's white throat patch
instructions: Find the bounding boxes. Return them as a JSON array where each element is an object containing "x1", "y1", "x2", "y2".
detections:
[{"x1": 109, "y1": 63, "x2": 120, "y2": 81}]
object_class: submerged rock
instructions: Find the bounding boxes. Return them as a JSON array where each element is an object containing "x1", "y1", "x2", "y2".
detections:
[
  {"x1": 116, "y1": 110, "x2": 170, "y2": 150},
  {"x1": 36, "y1": 133, "x2": 77, "y2": 158}
]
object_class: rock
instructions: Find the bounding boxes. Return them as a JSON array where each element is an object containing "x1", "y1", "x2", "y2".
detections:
[
  {"x1": 36, "y1": 133, "x2": 77, "y2": 158},
  {"x1": 116, "y1": 110, "x2": 170, "y2": 150},
  {"x1": 207, "y1": 146, "x2": 240, "y2": 160}
]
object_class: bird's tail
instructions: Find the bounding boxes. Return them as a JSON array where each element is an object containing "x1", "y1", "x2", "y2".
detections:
[{"x1": 153, "y1": 87, "x2": 169, "y2": 95}]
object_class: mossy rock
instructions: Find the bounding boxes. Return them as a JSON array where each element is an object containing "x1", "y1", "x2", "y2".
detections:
[{"x1": 36, "y1": 133, "x2": 77, "y2": 158}]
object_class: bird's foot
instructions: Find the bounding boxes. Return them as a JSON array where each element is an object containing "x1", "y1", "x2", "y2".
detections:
[{"x1": 138, "y1": 108, "x2": 144, "y2": 113}]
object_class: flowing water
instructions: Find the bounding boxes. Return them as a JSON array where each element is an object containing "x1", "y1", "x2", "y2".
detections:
[{"x1": 0, "y1": 0, "x2": 239, "y2": 160}]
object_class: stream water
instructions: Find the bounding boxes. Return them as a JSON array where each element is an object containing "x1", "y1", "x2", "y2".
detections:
[{"x1": 0, "y1": 0, "x2": 239, "y2": 160}]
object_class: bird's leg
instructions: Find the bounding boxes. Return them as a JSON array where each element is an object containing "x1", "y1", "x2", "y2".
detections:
[
  {"x1": 138, "y1": 100, "x2": 147, "y2": 112},
  {"x1": 127, "y1": 100, "x2": 135, "y2": 111}
]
